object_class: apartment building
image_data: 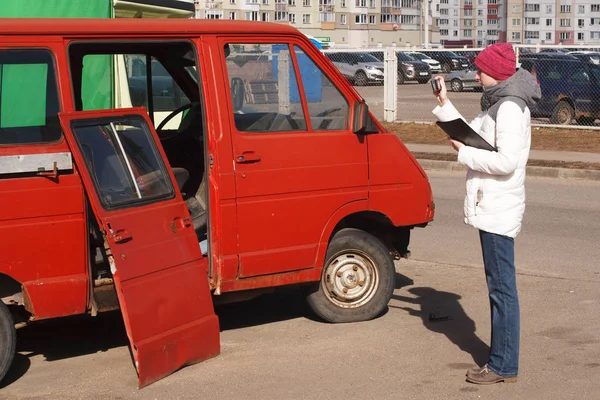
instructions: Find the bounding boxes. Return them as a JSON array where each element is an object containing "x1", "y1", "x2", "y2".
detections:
[
  {"x1": 196, "y1": 0, "x2": 441, "y2": 47},
  {"x1": 436, "y1": 0, "x2": 506, "y2": 47},
  {"x1": 506, "y1": 0, "x2": 600, "y2": 45}
]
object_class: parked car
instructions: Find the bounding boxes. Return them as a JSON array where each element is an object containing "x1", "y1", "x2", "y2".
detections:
[
  {"x1": 369, "y1": 51, "x2": 431, "y2": 84},
  {"x1": 452, "y1": 49, "x2": 480, "y2": 64},
  {"x1": 445, "y1": 63, "x2": 481, "y2": 92},
  {"x1": 324, "y1": 51, "x2": 384, "y2": 85},
  {"x1": 519, "y1": 58, "x2": 600, "y2": 125},
  {"x1": 405, "y1": 51, "x2": 441, "y2": 73},
  {"x1": 423, "y1": 51, "x2": 469, "y2": 72},
  {"x1": 568, "y1": 51, "x2": 600, "y2": 65}
]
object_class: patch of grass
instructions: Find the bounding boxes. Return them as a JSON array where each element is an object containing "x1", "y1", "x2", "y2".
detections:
[{"x1": 381, "y1": 122, "x2": 600, "y2": 153}]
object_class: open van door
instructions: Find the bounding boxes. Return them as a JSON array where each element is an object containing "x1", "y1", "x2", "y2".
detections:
[{"x1": 58, "y1": 108, "x2": 219, "y2": 388}]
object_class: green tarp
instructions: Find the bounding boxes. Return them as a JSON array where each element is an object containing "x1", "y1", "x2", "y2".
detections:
[{"x1": 0, "y1": 0, "x2": 113, "y2": 118}]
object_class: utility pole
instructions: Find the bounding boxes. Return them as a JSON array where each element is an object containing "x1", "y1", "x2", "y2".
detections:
[{"x1": 424, "y1": 0, "x2": 431, "y2": 48}]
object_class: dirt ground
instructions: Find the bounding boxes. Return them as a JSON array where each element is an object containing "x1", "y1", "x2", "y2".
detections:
[{"x1": 383, "y1": 122, "x2": 600, "y2": 170}]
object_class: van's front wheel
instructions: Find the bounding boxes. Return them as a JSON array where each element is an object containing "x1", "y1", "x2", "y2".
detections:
[
  {"x1": 306, "y1": 228, "x2": 395, "y2": 323},
  {"x1": 0, "y1": 302, "x2": 16, "y2": 384}
]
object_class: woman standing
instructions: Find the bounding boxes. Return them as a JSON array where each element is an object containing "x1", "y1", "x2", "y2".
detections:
[{"x1": 431, "y1": 43, "x2": 541, "y2": 385}]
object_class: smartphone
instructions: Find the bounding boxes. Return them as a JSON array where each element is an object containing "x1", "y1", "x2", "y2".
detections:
[{"x1": 431, "y1": 78, "x2": 441, "y2": 93}]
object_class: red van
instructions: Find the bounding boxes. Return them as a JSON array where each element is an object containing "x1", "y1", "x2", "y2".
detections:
[{"x1": 0, "y1": 18, "x2": 434, "y2": 387}]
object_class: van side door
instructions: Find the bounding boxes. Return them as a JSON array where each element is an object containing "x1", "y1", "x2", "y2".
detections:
[{"x1": 58, "y1": 109, "x2": 219, "y2": 388}]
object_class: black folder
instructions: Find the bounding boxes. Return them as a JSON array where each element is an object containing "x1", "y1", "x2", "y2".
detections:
[{"x1": 436, "y1": 119, "x2": 497, "y2": 152}]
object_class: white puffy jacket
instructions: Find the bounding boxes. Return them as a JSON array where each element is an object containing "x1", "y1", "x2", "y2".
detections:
[{"x1": 433, "y1": 100, "x2": 531, "y2": 238}]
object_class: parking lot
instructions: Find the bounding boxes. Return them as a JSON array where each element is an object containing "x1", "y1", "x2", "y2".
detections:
[{"x1": 2, "y1": 171, "x2": 600, "y2": 400}]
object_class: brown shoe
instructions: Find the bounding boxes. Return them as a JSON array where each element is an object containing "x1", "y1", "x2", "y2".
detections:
[{"x1": 466, "y1": 365, "x2": 518, "y2": 385}]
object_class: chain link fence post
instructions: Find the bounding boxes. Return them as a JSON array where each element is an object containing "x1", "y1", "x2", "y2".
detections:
[{"x1": 383, "y1": 47, "x2": 398, "y2": 122}]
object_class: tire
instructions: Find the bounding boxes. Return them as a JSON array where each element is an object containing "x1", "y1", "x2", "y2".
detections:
[
  {"x1": 354, "y1": 71, "x2": 368, "y2": 86},
  {"x1": 450, "y1": 79, "x2": 463, "y2": 92},
  {"x1": 397, "y1": 72, "x2": 405, "y2": 85},
  {"x1": 0, "y1": 302, "x2": 16, "y2": 384},
  {"x1": 551, "y1": 101, "x2": 574, "y2": 125},
  {"x1": 441, "y1": 63, "x2": 451, "y2": 73},
  {"x1": 306, "y1": 228, "x2": 395, "y2": 323}
]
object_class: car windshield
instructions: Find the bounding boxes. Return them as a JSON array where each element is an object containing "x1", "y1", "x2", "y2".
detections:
[
  {"x1": 397, "y1": 52, "x2": 416, "y2": 61},
  {"x1": 410, "y1": 53, "x2": 428, "y2": 60},
  {"x1": 348, "y1": 53, "x2": 380, "y2": 63}
]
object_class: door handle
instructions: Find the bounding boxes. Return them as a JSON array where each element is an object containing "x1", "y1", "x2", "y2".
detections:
[
  {"x1": 236, "y1": 151, "x2": 261, "y2": 163},
  {"x1": 111, "y1": 229, "x2": 132, "y2": 244}
]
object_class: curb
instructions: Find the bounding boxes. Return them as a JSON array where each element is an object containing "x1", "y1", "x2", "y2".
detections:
[{"x1": 416, "y1": 159, "x2": 600, "y2": 182}]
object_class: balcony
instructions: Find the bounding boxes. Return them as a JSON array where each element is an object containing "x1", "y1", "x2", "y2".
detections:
[{"x1": 319, "y1": 4, "x2": 334, "y2": 11}]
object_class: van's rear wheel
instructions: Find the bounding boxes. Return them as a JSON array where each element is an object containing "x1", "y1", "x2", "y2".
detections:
[
  {"x1": 306, "y1": 228, "x2": 395, "y2": 323},
  {"x1": 0, "y1": 302, "x2": 16, "y2": 384}
]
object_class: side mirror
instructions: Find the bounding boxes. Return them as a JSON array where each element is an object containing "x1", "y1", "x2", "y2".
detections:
[
  {"x1": 230, "y1": 77, "x2": 245, "y2": 112},
  {"x1": 352, "y1": 101, "x2": 378, "y2": 134}
]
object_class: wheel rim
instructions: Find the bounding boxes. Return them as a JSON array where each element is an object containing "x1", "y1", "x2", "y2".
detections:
[
  {"x1": 451, "y1": 80, "x2": 461, "y2": 91},
  {"x1": 356, "y1": 72, "x2": 366, "y2": 86},
  {"x1": 557, "y1": 105, "x2": 572, "y2": 124},
  {"x1": 322, "y1": 250, "x2": 379, "y2": 308}
]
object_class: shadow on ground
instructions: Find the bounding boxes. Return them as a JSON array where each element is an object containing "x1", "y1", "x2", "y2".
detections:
[{"x1": 391, "y1": 286, "x2": 490, "y2": 366}]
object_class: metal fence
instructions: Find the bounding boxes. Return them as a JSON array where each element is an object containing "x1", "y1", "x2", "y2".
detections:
[{"x1": 323, "y1": 45, "x2": 600, "y2": 130}]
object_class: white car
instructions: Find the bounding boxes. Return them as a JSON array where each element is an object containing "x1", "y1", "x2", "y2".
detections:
[{"x1": 406, "y1": 52, "x2": 442, "y2": 73}]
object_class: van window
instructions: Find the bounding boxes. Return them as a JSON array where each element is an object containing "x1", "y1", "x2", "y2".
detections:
[
  {"x1": 224, "y1": 43, "x2": 307, "y2": 132},
  {"x1": 293, "y1": 46, "x2": 349, "y2": 131},
  {"x1": 0, "y1": 50, "x2": 61, "y2": 145},
  {"x1": 125, "y1": 56, "x2": 191, "y2": 113},
  {"x1": 69, "y1": 115, "x2": 174, "y2": 209}
]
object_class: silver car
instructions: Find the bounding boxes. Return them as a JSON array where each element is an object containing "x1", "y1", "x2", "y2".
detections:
[
  {"x1": 445, "y1": 63, "x2": 480, "y2": 92},
  {"x1": 324, "y1": 51, "x2": 384, "y2": 86},
  {"x1": 406, "y1": 51, "x2": 442, "y2": 73}
]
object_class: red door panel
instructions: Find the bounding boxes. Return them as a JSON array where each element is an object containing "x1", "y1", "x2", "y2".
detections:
[{"x1": 58, "y1": 108, "x2": 219, "y2": 388}]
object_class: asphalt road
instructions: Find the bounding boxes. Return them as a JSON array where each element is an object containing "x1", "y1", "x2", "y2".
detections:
[{"x1": 1, "y1": 171, "x2": 599, "y2": 400}]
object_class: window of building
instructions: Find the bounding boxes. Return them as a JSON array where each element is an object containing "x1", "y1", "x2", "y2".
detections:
[
  {"x1": 356, "y1": 0, "x2": 367, "y2": 6},
  {"x1": 560, "y1": 18, "x2": 571, "y2": 27},
  {"x1": 370, "y1": 0, "x2": 376, "y2": 7},
  {"x1": 303, "y1": 0, "x2": 311, "y2": 5},
  {"x1": 525, "y1": 4, "x2": 540, "y2": 12},
  {"x1": 319, "y1": 12, "x2": 334, "y2": 21},
  {"x1": 440, "y1": 29, "x2": 449, "y2": 35},
  {"x1": 546, "y1": 5, "x2": 552, "y2": 13},
  {"x1": 525, "y1": 18, "x2": 539, "y2": 25},
  {"x1": 229, "y1": 11, "x2": 237, "y2": 19},
  {"x1": 463, "y1": 29, "x2": 472, "y2": 36},
  {"x1": 245, "y1": 11, "x2": 259, "y2": 20},
  {"x1": 303, "y1": 13, "x2": 311, "y2": 23},
  {"x1": 369, "y1": 15, "x2": 376, "y2": 23},
  {"x1": 439, "y1": 18, "x2": 448, "y2": 25},
  {"x1": 289, "y1": 13, "x2": 296, "y2": 23},
  {"x1": 355, "y1": 13, "x2": 368, "y2": 23},
  {"x1": 592, "y1": 32, "x2": 600, "y2": 39},
  {"x1": 592, "y1": 4, "x2": 600, "y2": 12},
  {"x1": 560, "y1": 32, "x2": 571, "y2": 40},
  {"x1": 512, "y1": 5, "x2": 520, "y2": 12},
  {"x1": 478, "y1": 9, "x2": 483, "y2": 16},
  {"x1": 546, "y1": 32, "x2": 552, "y2": 40},
  {"x1": 262, "y1": 12, "x2": 269, "y2": 21},
  {"x1": 205, "y1": 10, "x2": 223, "y2": 19},
  {"x1": 560, "y1": 5, "x2": 571, "y2": 13},
  {"x1": 512, "y1": 32, "x2": 520, "y2": 40},
  {"x1": 512, "y1": 18, "x2": 520, "y2": 26},
  {"x1": 487, "y1": 29, "x2": 498, "y2": 35},
  {"x1": 488, "y1": 8, "x2": 498, "y2": 15},
  {"x1": 465, "y1": 9, "x2": 472, "y2": 16},
  {"x1": 578, "y1": 19, "x2": 585, "y2": 27},
  {"x1": 578, "y1": 32, "x2": 584, "y2": 40},
  {"x1": 525, "y1": 31, "x2": 539, "y2": 39},
  {"x1": 453, "y1": 30, "x2": 458, "y2": 36},
  {"x1": 579, "y1": 5, "x2": 585, "y2": 13},
  {"x1": 546, "y1": 19, "x2": 552, "y2": 26},
  {"x1": 487, "y1": 19, "x2": 497, "y2": 25}
]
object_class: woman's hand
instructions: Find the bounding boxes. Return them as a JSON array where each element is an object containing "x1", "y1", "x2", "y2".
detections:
[
  {"x1": 448, "y1": 138, "x2": 464, "y2": 152},
  {"x1": 433, "y1": 76, "x2": 449, "y2": 106}
]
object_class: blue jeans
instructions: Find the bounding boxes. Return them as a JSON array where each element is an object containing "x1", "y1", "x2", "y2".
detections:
[{"x1": 479, "y1": 230, "x2": 520, "y2": 377}]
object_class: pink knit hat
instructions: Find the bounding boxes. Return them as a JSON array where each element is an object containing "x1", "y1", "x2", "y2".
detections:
[{"x1": 475, "y1": 43, "x2": 516, "y2": 81}]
